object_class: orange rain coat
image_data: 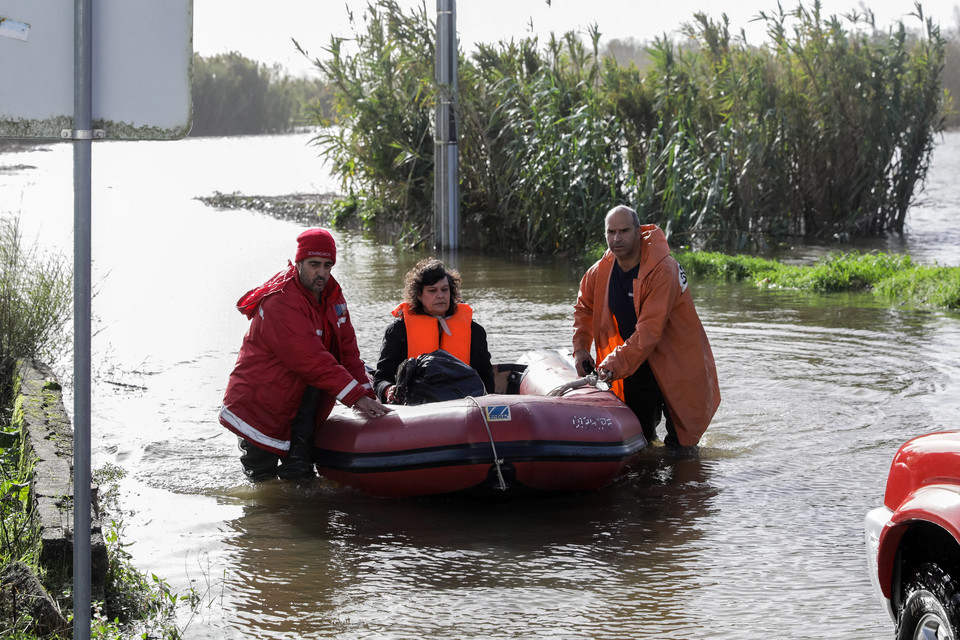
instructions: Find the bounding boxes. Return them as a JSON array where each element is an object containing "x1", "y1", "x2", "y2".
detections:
[{"x1": 572, "y1": 225, "x2": 720, "y2": 446}]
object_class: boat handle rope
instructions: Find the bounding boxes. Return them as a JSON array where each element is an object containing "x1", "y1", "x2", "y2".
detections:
[
  {"x1": 547, "y1": 373, "x2": 611, "y2": 397},
  {"x1": 468, "y1": 396, "x2": 508, "y2": 491}
]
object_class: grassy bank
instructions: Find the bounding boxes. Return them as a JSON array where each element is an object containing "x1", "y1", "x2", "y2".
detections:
[
  {"x1": 677, "y1": 250, "x2": 960, "y2": 310},
  {"x1": 2, "y1": 431, "x2": 195, "y2": 638},
  {"x1": 0, "y1": 215, "x2": 197, "y2": 638}
]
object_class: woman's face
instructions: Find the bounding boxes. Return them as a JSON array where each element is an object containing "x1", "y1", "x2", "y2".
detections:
[{"x1": 418, "y1": 277, "x2": 450, "y2": 316}]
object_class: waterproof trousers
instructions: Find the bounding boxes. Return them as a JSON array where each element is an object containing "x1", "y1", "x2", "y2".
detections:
[
  {"x1": 622, "y1": 362, "x2": 679, "y2": 447},
  {"x1": 238, "y1": 386, "x2": 319, "y2": 481}
]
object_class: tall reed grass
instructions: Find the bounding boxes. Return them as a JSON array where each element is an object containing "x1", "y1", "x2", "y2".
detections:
[
  {"x1": 307, "y1": 1, "x2": 947, "y2": 255},
  {"x1": 299, "y1": 0, "x2": 436, "y2": 240}
]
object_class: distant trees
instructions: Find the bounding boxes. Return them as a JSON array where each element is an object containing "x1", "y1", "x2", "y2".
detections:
[
  {"x1": 601, "y1": 37, "x2": 654, "y2": 70},
  {"x1": 190, "y1": 53, "x2": 333, "y2": 136}
]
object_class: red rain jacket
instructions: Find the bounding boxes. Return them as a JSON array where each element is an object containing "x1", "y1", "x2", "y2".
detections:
[
  {"x1": 219, "y1": 263, "x2": 373, "y2": 455},
  {"x1": 573, "y1": 225, "x2": 720, "y2": 446}
]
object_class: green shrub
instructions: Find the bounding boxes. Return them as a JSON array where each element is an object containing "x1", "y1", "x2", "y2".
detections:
[
  {"x1": 0, "y1": 217, "x2": 72, "y2": 417},
  {"x1": 678, "y1": 249, "x2": 960, "y2": 309},
  {"x1": 0, "y1": 412, "x2": 36, "y2": 569}
]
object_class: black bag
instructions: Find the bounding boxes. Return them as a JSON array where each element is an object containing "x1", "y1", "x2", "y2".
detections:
[{"x1": 394, "y1": 349, "x2": 486, "y2": 405}]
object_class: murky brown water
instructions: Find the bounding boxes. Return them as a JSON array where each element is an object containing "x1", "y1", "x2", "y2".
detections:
[{"x1": 3, "y1": 133, "x2": 960, "y2": 639}]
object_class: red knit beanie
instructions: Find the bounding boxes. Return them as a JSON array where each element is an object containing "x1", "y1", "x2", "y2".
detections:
[{"x1": 295, "y1": 228, "x2": 337, "y2": 264}]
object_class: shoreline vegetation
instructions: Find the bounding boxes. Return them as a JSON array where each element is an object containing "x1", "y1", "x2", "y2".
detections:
[
  {"x1": 306, "y1": 1, "x2": 953, "y2": 254},
  {"x1": 0, "y1": 218, "x2": 194, "y2": 639},
  {"x1": 677, "y1": 250, "x2": 960, "y2": 311}
]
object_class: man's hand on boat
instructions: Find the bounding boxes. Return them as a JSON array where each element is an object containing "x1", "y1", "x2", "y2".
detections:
[
  {"x1": 594, "y1": 368, "x2": 613, "y2": 391},
  {"x1": 574, "y1": 349, "x2": 596, "y2": 376},
  {"x1": 354, "y1": 396, "x2": 393, "y2": 419}
]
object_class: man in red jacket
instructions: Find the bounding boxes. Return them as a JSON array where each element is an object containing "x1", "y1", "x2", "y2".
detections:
[
  {"x1": 219, "y1": 228, "x2": 390, "y2": 480},
  {"x1": 573, "y1": 206, "x2": 720, "y2": 448}
]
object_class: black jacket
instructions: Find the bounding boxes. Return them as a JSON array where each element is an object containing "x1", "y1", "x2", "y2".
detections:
[{"x1": 373, "y1": 317, "x2": 495, "y2": 402}]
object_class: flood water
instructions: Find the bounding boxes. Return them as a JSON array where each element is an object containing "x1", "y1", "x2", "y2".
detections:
[{"x1": 3, "y1": 132, "x2": 960, "y2": 639}]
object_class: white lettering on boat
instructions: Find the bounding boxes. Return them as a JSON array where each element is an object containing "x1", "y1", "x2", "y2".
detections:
[{"x1": 571, "y1": 415, "x2": 614, "y2": 430}]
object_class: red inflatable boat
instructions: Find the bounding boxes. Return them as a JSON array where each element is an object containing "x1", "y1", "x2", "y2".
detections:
[{"x1": 313, "y1": 350, "x2": 647, "y2": 498}]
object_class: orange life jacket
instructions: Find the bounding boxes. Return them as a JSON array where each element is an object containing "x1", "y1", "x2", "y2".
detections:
[{"x1": 392, "y1": 302, "x2": 473, "y2": 365}]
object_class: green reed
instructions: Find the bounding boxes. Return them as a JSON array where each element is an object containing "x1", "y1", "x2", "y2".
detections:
[
  {"x1": 298, "y1": 0, "x2": 436, "y2": 235},
  {"x1": 306, "y1": 1, "x2": 947, "y2": 255},
  {"x1": 459, "y1": 29, "x2": 624, "y2": 253}
]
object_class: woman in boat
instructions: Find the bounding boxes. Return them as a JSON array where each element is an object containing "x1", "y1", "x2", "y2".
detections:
[{"x1": 373, "y1": 258, "x2": 495, "y2": 403}]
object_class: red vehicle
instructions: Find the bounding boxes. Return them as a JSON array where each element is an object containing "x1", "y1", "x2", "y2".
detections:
[{"x1": 865, "y1": 431, "x2": 960, "y2": 639}]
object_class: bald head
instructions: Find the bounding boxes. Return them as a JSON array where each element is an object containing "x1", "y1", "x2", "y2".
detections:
[
  {"x1": 605, "y1": 205, "x2": 643, "y2": 269},
  {"x1": 605, "y1": 205, "x2": 640, "y2": 228}
]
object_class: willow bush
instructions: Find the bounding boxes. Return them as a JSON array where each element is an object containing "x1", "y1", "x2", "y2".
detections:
[{"x1": 307, "y1": 0, "x2": 947, "y2": 254}]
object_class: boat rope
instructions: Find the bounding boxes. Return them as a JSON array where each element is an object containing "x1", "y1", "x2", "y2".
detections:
[
  {"x1": 468, "y1": 397, "x2": 507, "y2": 491},
  {"x1": 546, "y1": 376, "x2": 589, "y2": 397},
  {"x1": 547, "y1": 373, "x2": 610, "y2": 397}
]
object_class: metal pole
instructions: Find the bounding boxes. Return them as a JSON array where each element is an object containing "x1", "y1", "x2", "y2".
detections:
[
  {"x1": 72, "y1": 0, "x2": 93, "y2": 637},
  {"x1": 434, "y1": 0, "x2": 459, "y2": 251}
]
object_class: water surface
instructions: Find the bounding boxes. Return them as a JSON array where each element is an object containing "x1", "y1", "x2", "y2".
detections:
[{"x1": 2, "y1": 132, "x2": 960, "y2": 639}]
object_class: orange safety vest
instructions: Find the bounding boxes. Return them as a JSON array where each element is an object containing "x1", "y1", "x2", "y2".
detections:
[{"x1": 392, "y1": 302, "x2": 473, "y2": 365}]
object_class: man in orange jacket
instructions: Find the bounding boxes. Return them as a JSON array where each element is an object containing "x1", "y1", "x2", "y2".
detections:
[{"x1": 573, "y1": 205, "x2": 720, "y2": 448}]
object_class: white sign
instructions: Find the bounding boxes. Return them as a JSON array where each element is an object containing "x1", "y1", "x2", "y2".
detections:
[{"x1": 0, "y1": 0, "x2": 192, "y2": 139}]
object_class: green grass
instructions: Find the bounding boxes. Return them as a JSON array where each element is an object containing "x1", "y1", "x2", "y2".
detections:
[
  {"x1": 873, "y1": 263, "x2": 960, "y2": 309},
  {"x1": 677, "y1": 250, "x2": 960, "y2": 310}
]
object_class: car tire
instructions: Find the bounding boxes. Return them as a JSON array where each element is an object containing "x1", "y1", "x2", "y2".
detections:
[{"x1": 896, "y1": 562, "x2": 960, "y2": 640}]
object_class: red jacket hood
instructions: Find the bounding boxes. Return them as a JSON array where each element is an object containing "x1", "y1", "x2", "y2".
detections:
[
  {"x1": 236, "y1": 262, "x2": 341, "y2": 319},
  {"x1": 237, "y1": 262, "x2": 297, "y2": 319}
]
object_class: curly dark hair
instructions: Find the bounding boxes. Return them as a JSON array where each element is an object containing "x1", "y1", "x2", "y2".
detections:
[{"x1": 403, "y1": 258, "x2": 462, "y2": 316}]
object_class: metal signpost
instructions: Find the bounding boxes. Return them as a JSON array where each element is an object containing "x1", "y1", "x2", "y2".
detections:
[
  {"x1": 0, "y1": 2, "x2": 191, "y2": 638},
  {"x1": 434, "y1": 0, "x2": 459, "y2": 252}
]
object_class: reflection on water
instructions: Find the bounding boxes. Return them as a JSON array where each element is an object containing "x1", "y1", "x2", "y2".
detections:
[
  {"x1": 217, "y1": 453, "x2": 717, "y2": 640},
  {"x1": 2, "y1": 133, "x2": 960, "y2": 639}
]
